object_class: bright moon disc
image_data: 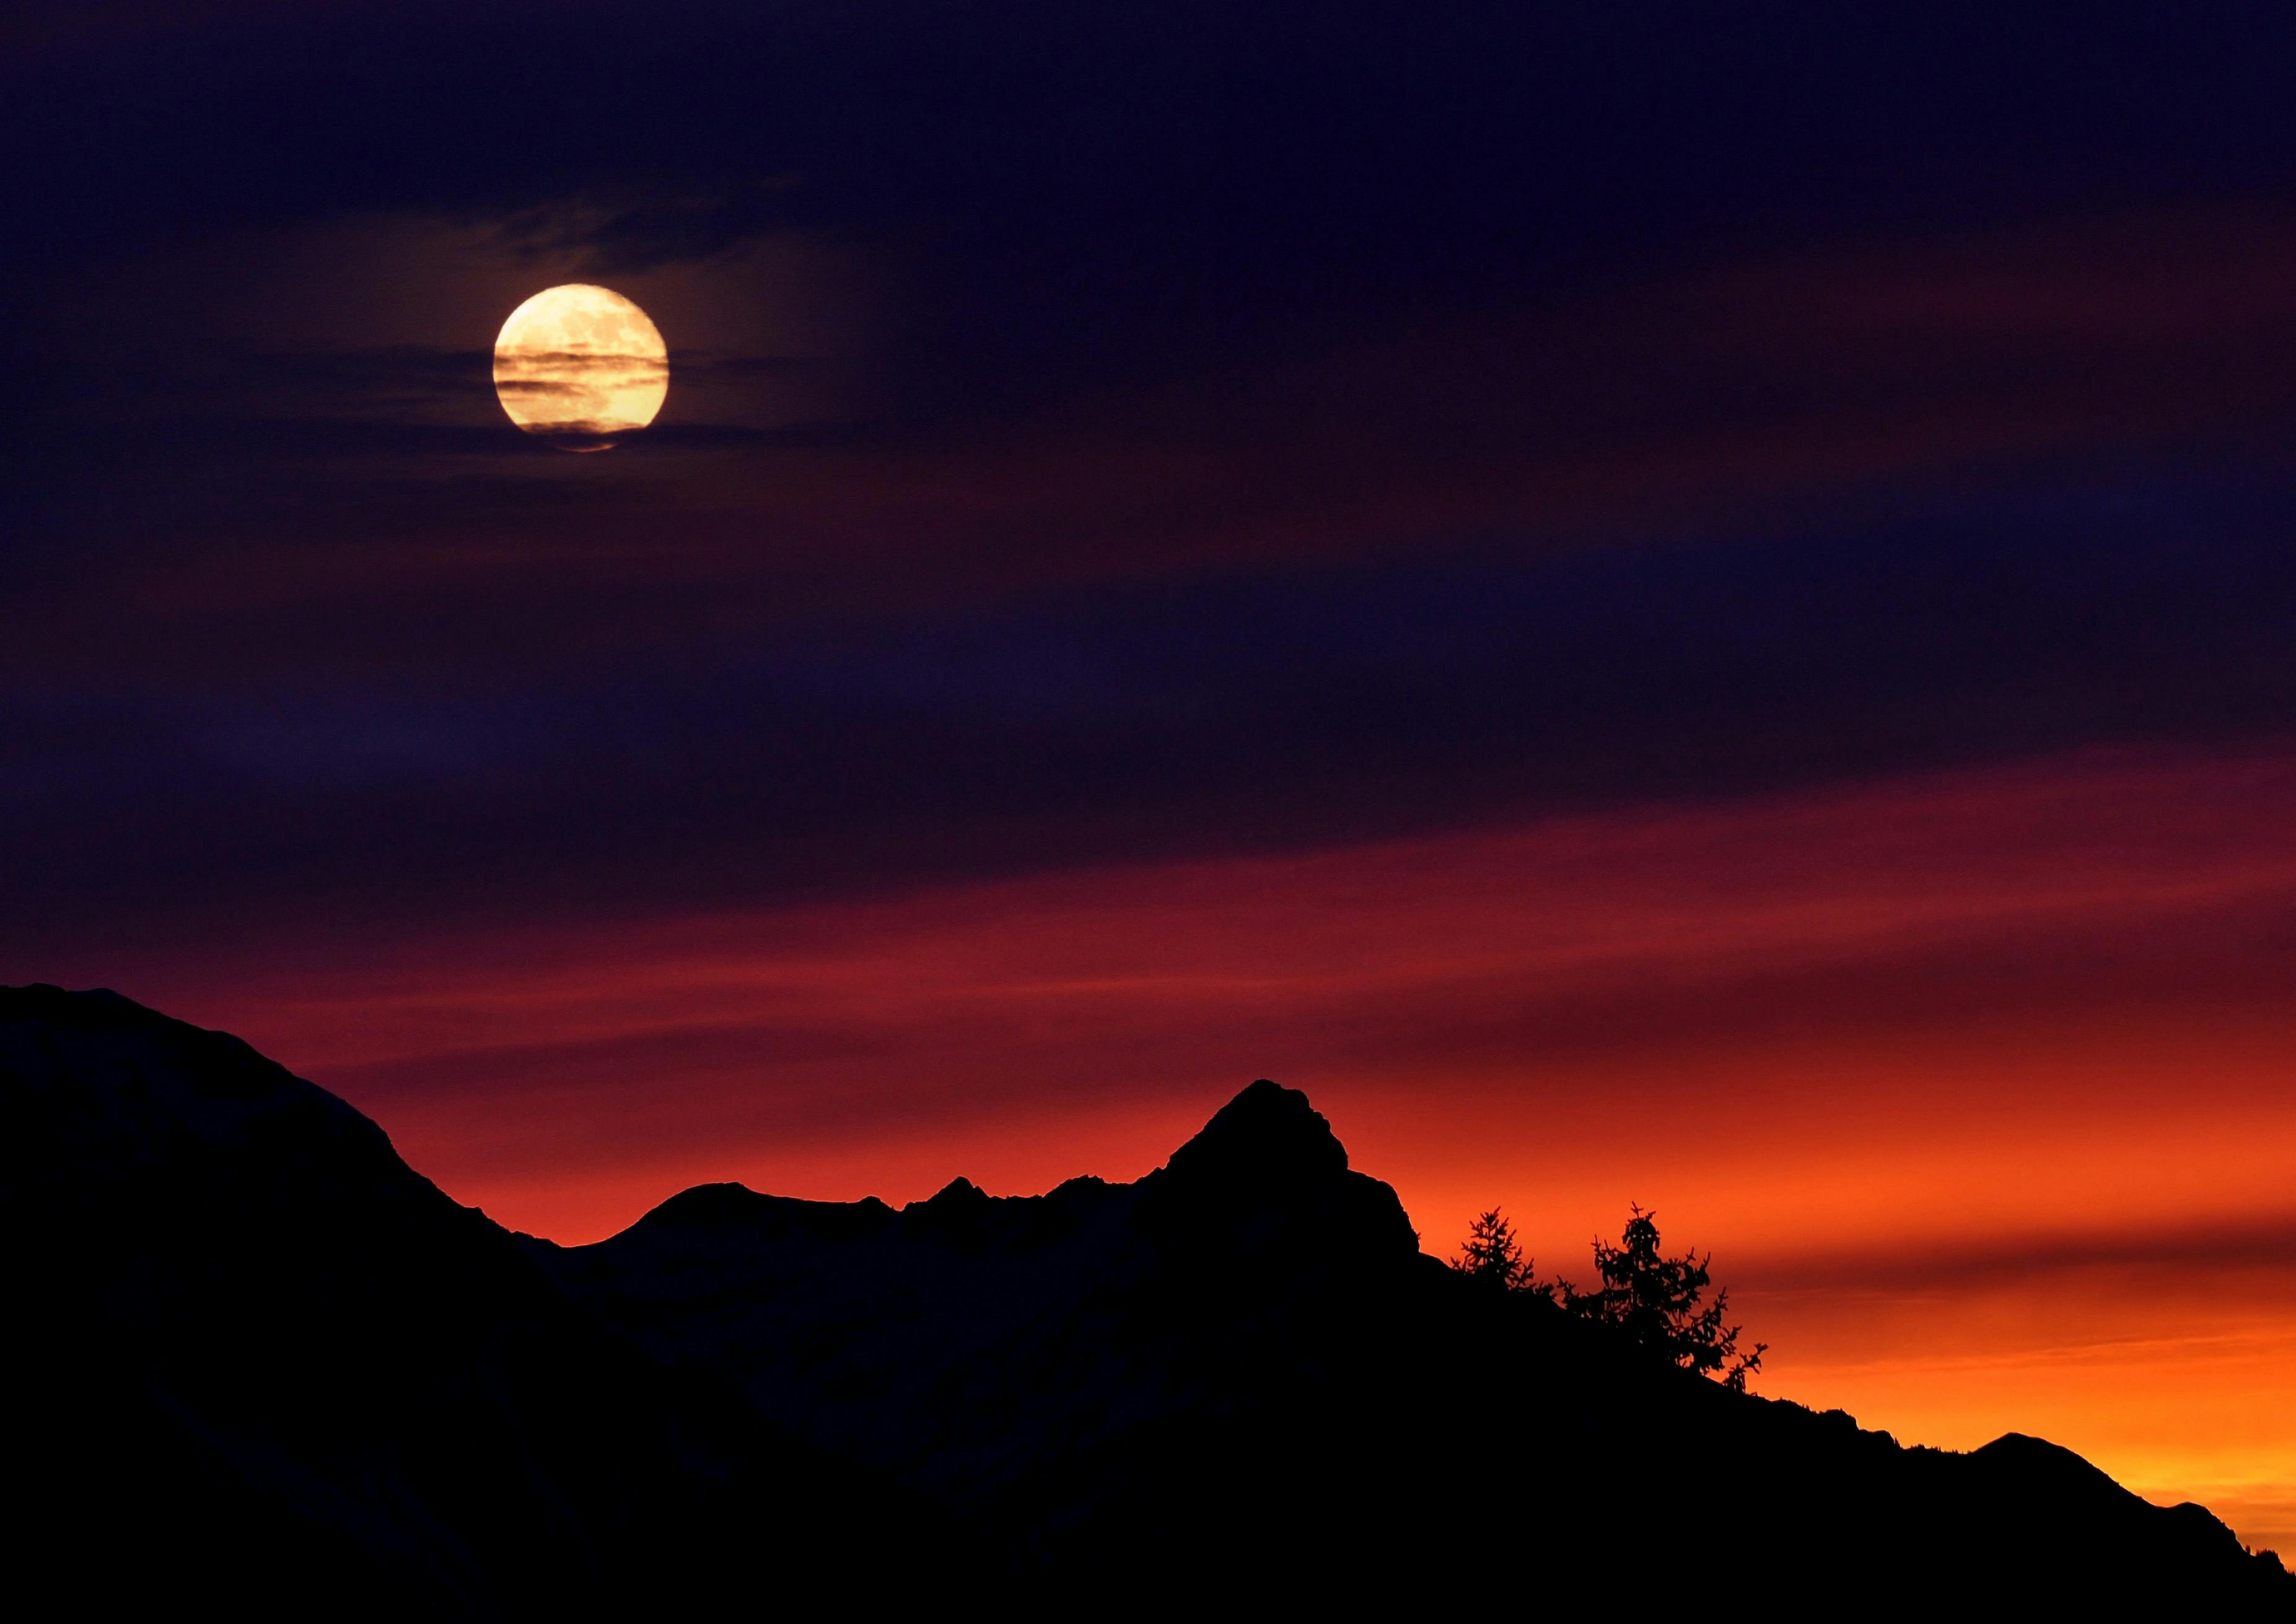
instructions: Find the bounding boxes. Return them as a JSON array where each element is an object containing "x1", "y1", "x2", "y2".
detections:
[{"x1": 492, "y1": 284, "x2": 667, "y2": 451}]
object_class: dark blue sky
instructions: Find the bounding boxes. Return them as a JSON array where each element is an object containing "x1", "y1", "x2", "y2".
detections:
[{"x1": 7, "y1": 1, "x2": 2296, "y2": 957}]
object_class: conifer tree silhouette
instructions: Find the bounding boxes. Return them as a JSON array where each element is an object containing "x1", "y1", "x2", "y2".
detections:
[
  {"x1": 1562, "y1": 1205, "x2": 1765, "y2": 1390},
  {"x1": 1448, "y1": 1208, "x2": 1555, "y2": 1300}
]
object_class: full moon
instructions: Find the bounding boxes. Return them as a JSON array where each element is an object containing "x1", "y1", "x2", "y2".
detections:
[{"x1": 492, "y1": 284, "x2": 668, "y2": 451}]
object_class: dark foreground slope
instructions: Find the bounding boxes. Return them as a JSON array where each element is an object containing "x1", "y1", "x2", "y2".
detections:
[
  {"x1": 3, "y1": 987, "x2": 2287, "y2": 1614},
  {"x1": 0, "y1": 985, "x2": 949, "y2": 1619},
  {"x1": 539, "y1": 1080, "x2": 2294, "y2": 1613}
]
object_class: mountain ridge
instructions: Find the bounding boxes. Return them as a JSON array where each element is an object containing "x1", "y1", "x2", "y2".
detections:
[
  {"x1": 3, "y1": 984, "x2": 2288, "y2": 1614},
  {"x1": 0, "y1": 982, "x2": 956, "y2": 1618}
]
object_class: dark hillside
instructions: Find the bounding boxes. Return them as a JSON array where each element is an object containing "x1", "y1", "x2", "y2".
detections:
[
  {"x1": 0, "y1": 985, "x2": 946, "y2": 1618},
  {"x1": 3, "y1": 986, "x2": 2286, "y2": 1614},
  {"x1": 543, "y1": 1080, "x2": 2293, "y2": 1612}
]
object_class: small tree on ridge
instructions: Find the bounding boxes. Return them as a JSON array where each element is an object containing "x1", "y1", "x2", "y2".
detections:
[
  {"x1": 1449, "y1": 1208, "x2": 1554, "y2": 1301},
  {"x1": 1563, "y1": 1204, "x2": 1765, "y2": 1391},
  {"x1": 1448, "y1": 1202, "x2": 1766, "y2": 1390}
]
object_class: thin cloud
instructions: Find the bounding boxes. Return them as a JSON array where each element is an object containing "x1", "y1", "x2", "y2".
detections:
[{"x1": 1748, "y1": 1217, "x2": 2296, "y2": 1296}]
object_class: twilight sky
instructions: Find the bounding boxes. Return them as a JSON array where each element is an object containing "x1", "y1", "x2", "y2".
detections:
[{"x1": 6, "y1": 1, "x2": 2296, "y2": 1552}]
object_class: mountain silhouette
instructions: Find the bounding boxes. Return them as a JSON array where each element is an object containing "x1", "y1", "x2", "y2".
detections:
[
  {"x1": 0, "y1": 985, "x2": 952, "y2": 1617},
  {"x1": 4, "y1": 986, "x2": 2288, "y2": 1615}
]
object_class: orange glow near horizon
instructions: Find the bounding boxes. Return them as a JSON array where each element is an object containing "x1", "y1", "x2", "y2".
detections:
[{"x1": 110, "y1": 741, "x2": 2296, "y2": 1555}]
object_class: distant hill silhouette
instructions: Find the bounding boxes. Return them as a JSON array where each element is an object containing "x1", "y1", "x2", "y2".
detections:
[
  {"x1": 3, "y1": 985, "x2": 2288, "y2": 1615},
  {"x1": 0, "y1": 985, "x2": 952, "y2": 1617}
]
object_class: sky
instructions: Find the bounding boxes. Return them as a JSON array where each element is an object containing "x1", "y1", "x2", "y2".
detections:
[{"x1": 5, "y1": 0, "x2": 2295, "y2": 1553}]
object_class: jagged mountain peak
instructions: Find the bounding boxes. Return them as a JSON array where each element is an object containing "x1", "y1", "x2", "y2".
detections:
[
  {"x1": 1137, "y1": 1078, "x2": 1418, "y2": 1264},
  {"x1": 1160, "y1": 1077, "x2": 1348, "y2": 1186},
  {"x1": 913, "y1": 1174, "x2": 989, "y2": 1209}
]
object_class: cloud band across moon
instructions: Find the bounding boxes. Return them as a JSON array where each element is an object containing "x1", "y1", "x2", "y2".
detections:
[{"x1": 493, "y1": 284, "x2": 668, "y2": 450}]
